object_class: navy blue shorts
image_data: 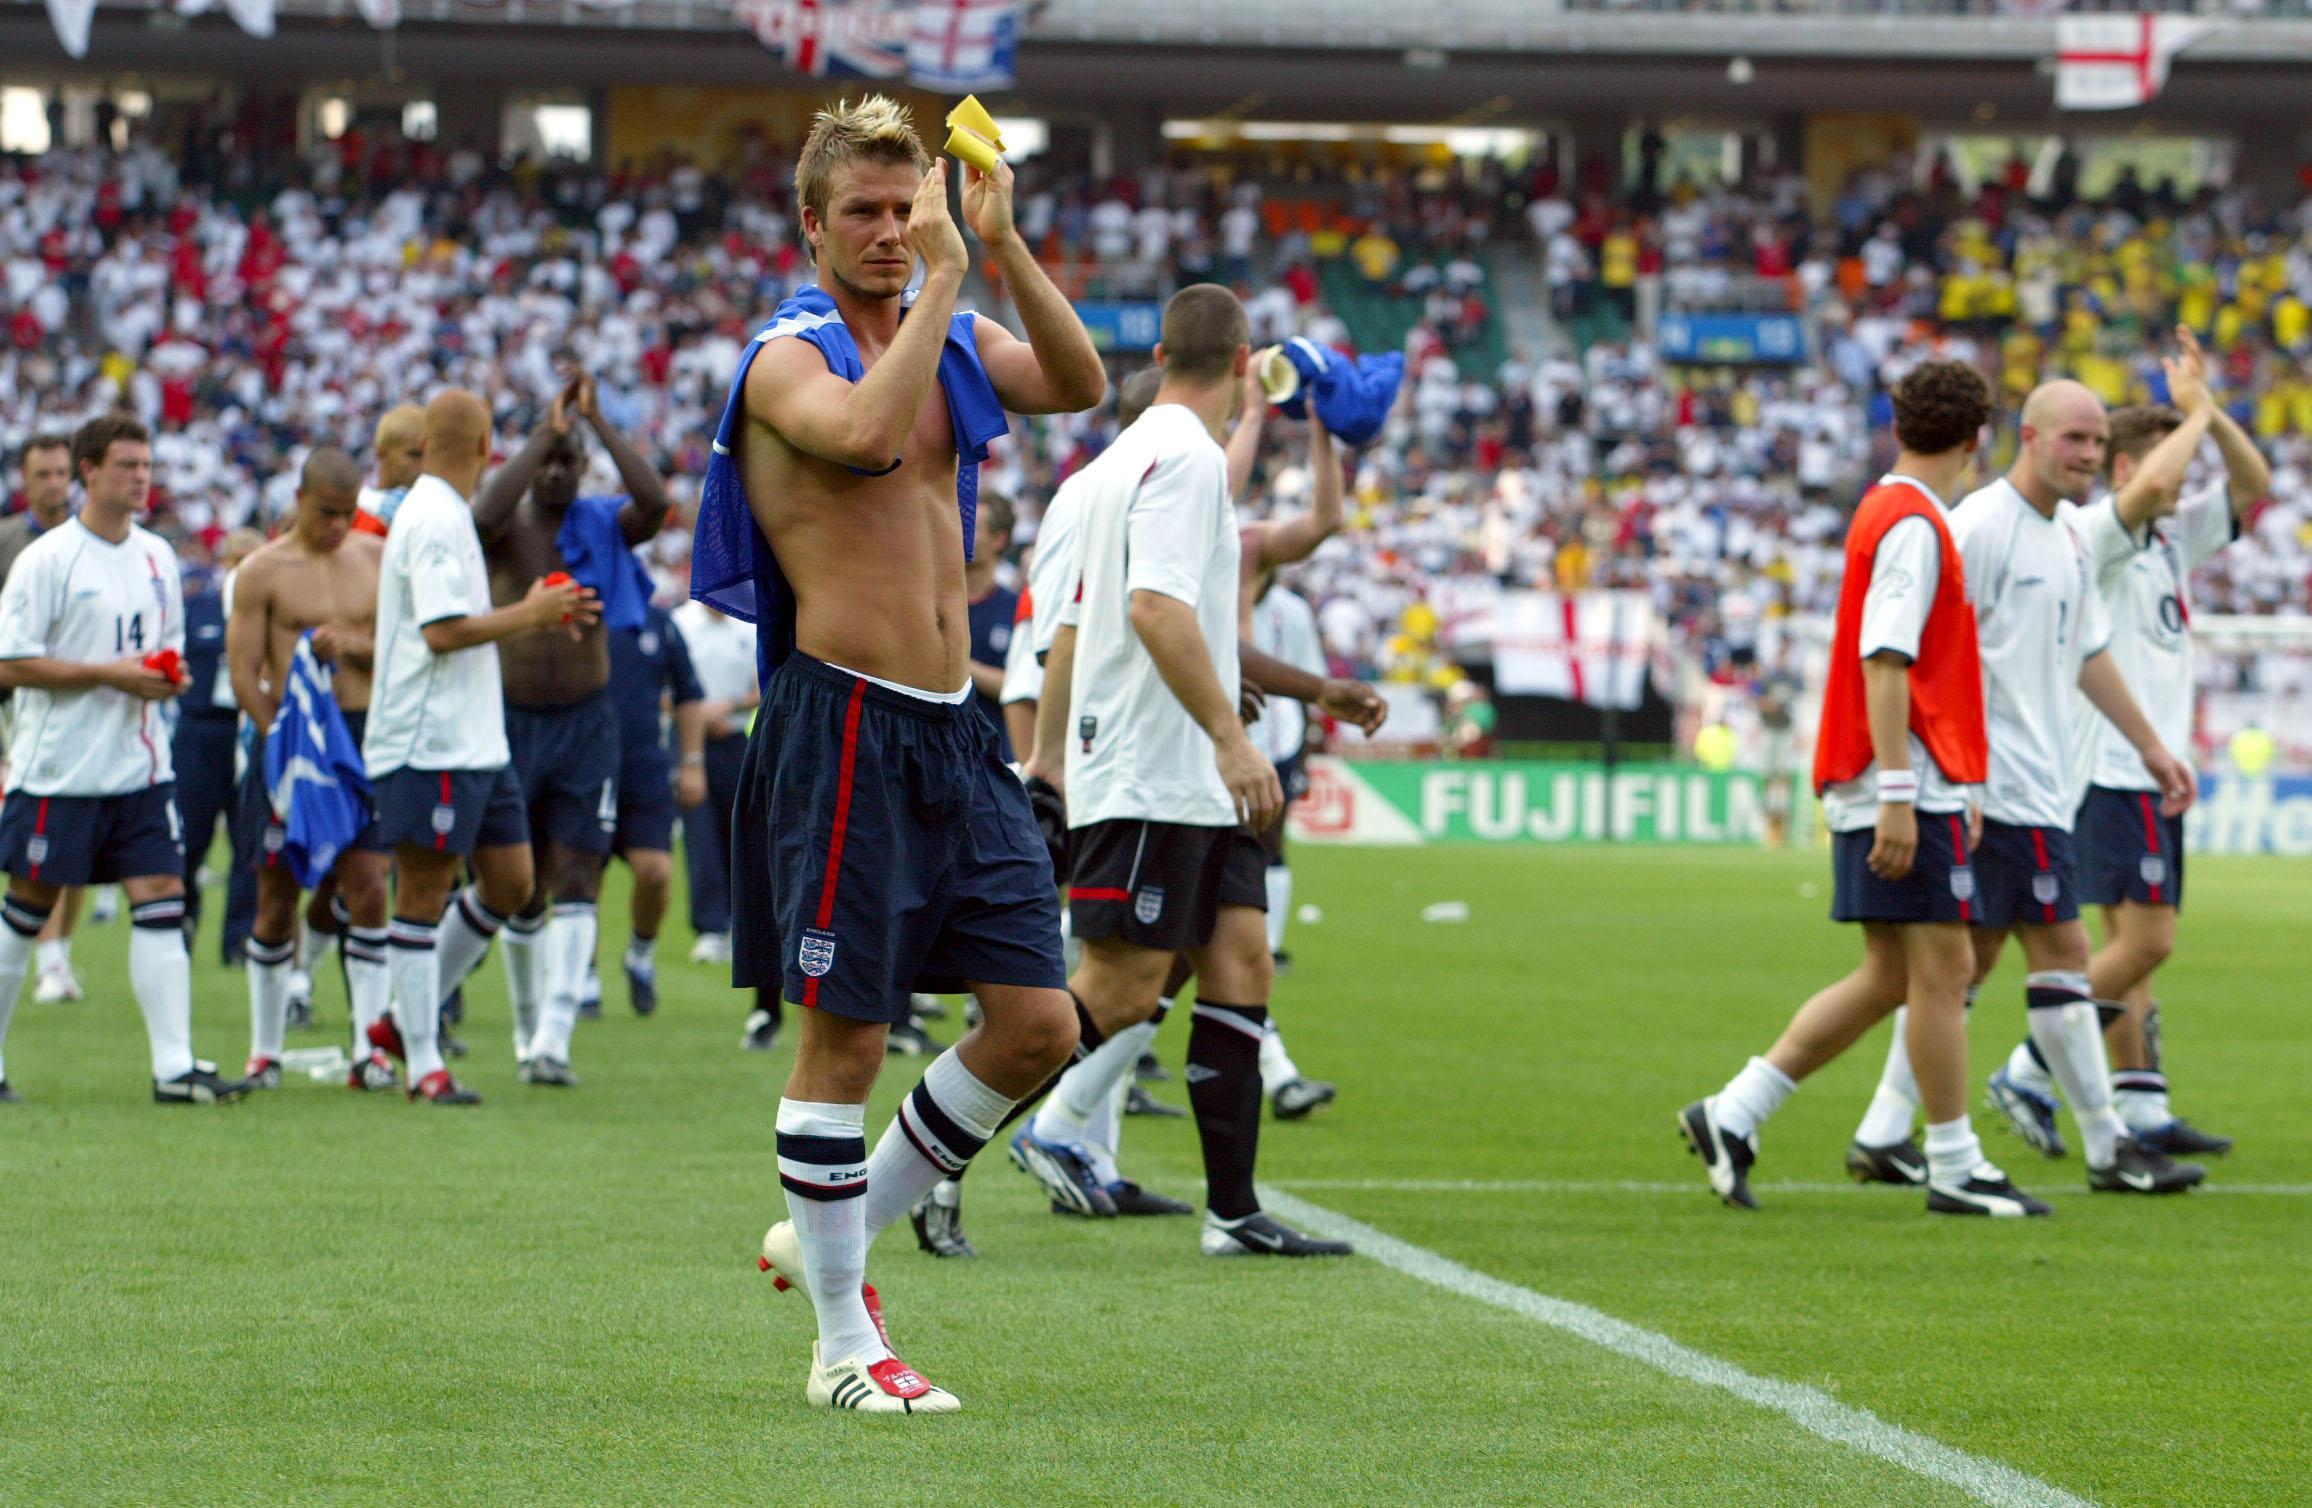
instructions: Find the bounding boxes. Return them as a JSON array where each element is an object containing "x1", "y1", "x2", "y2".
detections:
[
  {"x1": 507, "y1": 693, "x2": 619, "y2": 856},
  {"x1": 2075, "y1": 785, "x2": 2185, "y2": 910},
  {"x1": 614, "y1": 752, "x2": 677, "y2": 856},
  {"x1": 730, "y1": 653, "x2": 1065, "y2": 1025},
  {"x1": 0, "y1": 782, "x2": 184, "y2": 886},
  {"x1": 1070, "y1": 818, "x2": 1269, "y2": 952},
  {"x1": 1974, "y1": 818, "x2": 2079, "y2": 929},
  {"x1": 238, "y1": 710, "x2": 389, "y2": 874},
  {"x1": 371, "y1": 766, "x2": 528, "y2": 856},
  {"x1": 1830, "y1": 809, "x2": 1978, "y2": 925}
]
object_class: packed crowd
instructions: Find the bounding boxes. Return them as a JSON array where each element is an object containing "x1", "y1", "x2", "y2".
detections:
[{"x1": 4, "y1": 126, "x2": 2310, "y2": 752}]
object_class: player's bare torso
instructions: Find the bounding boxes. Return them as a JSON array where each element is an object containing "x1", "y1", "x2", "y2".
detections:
[
  {"x1": 248, "y1": 533, "x2": 383, "y2": 712},
  {"x1": 488, "y1": 508, "x2": 610, "y2": 707}
]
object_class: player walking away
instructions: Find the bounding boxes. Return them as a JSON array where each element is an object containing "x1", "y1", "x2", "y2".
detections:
[
  {"x1": 473, "y1": 370, "x2": 672, "y2": 1086},
  {"x1": 174, "y1": 529, "x2": 258, "y2": 968},
  {"x1": 1012, "y1": 283, "x2": 1347, "y2": 1257},
  {"x1": 1680, "y1": 362, "x2": 2042, "y2": 1216},
  {"x1": 580, "y1": 600, "x2": 706, "y2": 1019},
  {"x1": 225, "y1": 448, "x2": 397, "y2": 1091},
  {"x1": 362, "y1": 390, "x2": 596, "y2": 1106},
  {"x1": 695, "y1": 96, "x2": 1104, "y2": 1413},
  {"x1": 1989, "y1": 331, "x2": 2260, "y2": 1160},
  {"x1": 356, "y1": 404, "x2": 426, "y2": 535},
  {"x1": 671, "y1": 597, "x2": 755, "y2": 974},
  {"x1": 1850, "y1": 378, "x2": 2205, "y2": 1196},
  {"x1": 0, "y1": 414, "x2": 245, "y2": 1105}
]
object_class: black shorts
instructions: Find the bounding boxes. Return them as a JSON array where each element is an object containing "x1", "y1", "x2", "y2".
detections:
[
  {"x1": 1975, "y1": 818, "x2": 2080, "y2": 929},
  {"x1": 507, "y1": 693, "x2": 619, "y2": 855},
  {"x1": 1069, "y1": 818, "x2": 1268, "y2": 953},
  {"x1": 0, "y1": 782, "x2": 184, "y2": 886},
  {"x1": 236, "y1": 710, "x2": 389, "y2": 874},
  {"x1": 2075, "y1": 784, "x2": 2185, "y2": 910},
  {"x1": 1258, "y1": 755, "x2": 1306, "y2": 865},
  {"x1": 730, "y1": 653, "x2": 1065, "y2": 1025},
  {"x1": 614, "y1": 752, "x2": 677, "y2": 856},
  {"x1": 1830, "y1": 809, "x2": 1978, "y2": 925},
  {"x1": 371, "y1": 766, "x2": 528, "y2": 856}
]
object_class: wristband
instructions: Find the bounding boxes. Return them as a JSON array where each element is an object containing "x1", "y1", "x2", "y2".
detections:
[
  {"x1": 680, "y1": 753, "x2": 705, "y2": 767},
  {"x1": 1876, "y1": 770, "x2": 1918, "y2": 804}
]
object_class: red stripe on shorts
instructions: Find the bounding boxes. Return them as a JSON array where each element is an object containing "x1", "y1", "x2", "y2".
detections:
[
  {"x1": 2027, "y1": 826, "x2": 2055, "y2": 923},
  {"x1": 803, "y1": 680, "x2": 869, "y2": 1010},
  {"x1": 1946, "y1": 814, "x2": 1970, "y2": 924},
  {"x1": 2138, "y1": 793, "x2": 2164, "y2": 904},
  {"x1": 436, "y1": 772, "x2": 452, "y2": 852},
  {"x1": 1070, "y1": 887, "x2": 1131, "y2": 903},
  {"x1": 29, "y1": 797, "x2": 48, "y2": 883}
]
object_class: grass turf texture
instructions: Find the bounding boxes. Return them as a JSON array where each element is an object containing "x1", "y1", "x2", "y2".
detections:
[{"x1": 2, "y1": 845, "x2": 2305, "y2": 1505}]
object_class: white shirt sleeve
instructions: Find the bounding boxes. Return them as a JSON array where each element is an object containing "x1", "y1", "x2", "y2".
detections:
[
  {"x1": 1123, "y1": 451, "x2": 1221, "y2": 609},
  {"x1": 0, "y1": 547, "x2": 53, "y2": 660},
  {"x1": 403, "y1": 509, "x2": 472, "y2": 626},
  {"x1": 2173, "y1": 482, "x2": 2237, "y2": 572},
  {"x1": 1949, "y1": 495, "x2": 1999, "y2": 609},
  {"x1": 157, "y1": 543, "x2": 186, "y2": 654},
  {"x1": 2072, "y1": 498, "x2": 2135, "y2": 587},
  {"x1": 2076, "y1": 551, "x2": 2113, "y2": 666},
  {"x1": 1856, "y1": 515, "x2": 1940, "y2": 662}
]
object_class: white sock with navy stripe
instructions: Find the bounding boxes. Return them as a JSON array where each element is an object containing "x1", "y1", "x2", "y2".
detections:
[
  {"x1": 437, "y1": 887, "x2": 506, "y2": 1014},
  {"x1": 1034, "y1": 1014, "x2": 1146, "y2": 1146},
  {"x1": 388, "y1": 915, "x2": 445, "y2": 1082},
  {"x1": 245, "y1": 933, "x2": 295, "y2": 1063},
  {"x1": 500, "y1": 907, "x2": 545, "y2": 1058},
  {"x1": 2025, "y1": 970, "x2": 2125, "y2": 1168},
  {"x1": 344, "y1": 926, "x2": 391, "y2": 1049},
  {"x1": 1855, "y1": 1005, "x2": 1919, "y2": 1146},
  {"x1": 1085, "y1": 1019, "x2": 1160, "y2": 1186},
  {"x1": 863, "y1": 1048, "x2": 1012, "y2": 1243},
  {"x1": 529, "y1": 900, "x2": 595, "y2": 1065},
  {"x1": 776, "y1": 1099, "x2": 882, "y2": 1366},
  {"x1": 129, "y1": 898, "x2": 195, "y2": 1082},
  {"x1": 0, "y1": 895, "x2": 53, "y2": 1084}
]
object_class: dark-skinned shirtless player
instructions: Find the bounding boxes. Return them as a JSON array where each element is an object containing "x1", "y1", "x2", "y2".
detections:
[{"x1": 470, "y1": 371, "x2": 671, "y2": 1086}]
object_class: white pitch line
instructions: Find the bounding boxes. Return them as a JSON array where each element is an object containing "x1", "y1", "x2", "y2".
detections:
[
  {"x1": 1262, "y1": 1187, "x2": 2095, "y2": 1508},
  {"x1": 1278, "y1": 1178, "x2": 2312, "y2": 1197}
]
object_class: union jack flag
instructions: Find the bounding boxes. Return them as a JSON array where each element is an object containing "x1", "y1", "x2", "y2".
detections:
[{"x1": 734, "y1": 0, "x2": 909, "y2": 79}]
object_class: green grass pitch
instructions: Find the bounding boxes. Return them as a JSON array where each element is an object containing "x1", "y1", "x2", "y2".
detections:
[{"x1": 3, "y1": 844, "x2": 2305, "y2": 1505}]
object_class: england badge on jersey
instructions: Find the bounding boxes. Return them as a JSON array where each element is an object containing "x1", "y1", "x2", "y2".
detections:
[
  {"x1": 2032, "y1": 872, "x2": 2060, "y2": 905},
  {"x1": 2140, "y1": 854, "x2": 2168, "y2": 887},
  {"x1": 799, "y1": 928, "x2": 838, "y2": 978},
  {"x1": 1134, "y1": 886, "x2": 1165, "y2": 925}
]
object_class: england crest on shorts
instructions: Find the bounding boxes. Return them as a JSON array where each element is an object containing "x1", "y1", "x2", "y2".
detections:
[
  {"x1": 799, "y1": 928, "x2": 838, "y2": 978},
  {"x1": 1950, "y1": 866, "x2": 1976, "y2": 901},
  {"x1": 2140, "y1": 854, "x2": 2168, "y2": 887},
  {"x1": 2032, "y1": 872, "x2": 2060, "y2": 905},
  {"x1": 430, "y1": 804, "x2": 457, "y2": 836},
  {"x1": 639, "y1": 631, "x2": 660, "y2": 655},
  {"x1": 25, "y1": 835, "x2": 48, "y2": 867},
  {"x1": 263, "y1": 824, "x2": 286, "y2": 854},
  {"x1": 1134, "y1": 886, "x2": 1164, "y2": 925}
]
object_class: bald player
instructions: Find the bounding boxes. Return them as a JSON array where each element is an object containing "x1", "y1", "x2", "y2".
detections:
[
  {"x1": 363, "y1": 390, "x2": 595, "y2": 1105},
  {"x1": 227, "y1": 448, "x2": 397, "y2": 1090},
  {"x1": 1849, "y1": 377, "x2": 2205, "y2": 1198},
  {"x1": 470, "y1": 370, "x2": 671, "y2": 1086},
  {"x1": 357, "y1": 405, "x2": 426, "y2": 535}
]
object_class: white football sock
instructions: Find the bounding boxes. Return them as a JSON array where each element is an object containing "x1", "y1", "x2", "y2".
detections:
[
  {"x1": 437, "y1": 887, "x2": 506, "y2": 1008},
  {"x1": 1257, "y1": 1018, "x2": 1301, "y2": 1095},
  {"x1": 0, "y1": 902, "x2": 45, "y2": 1083},
  {"x1": 344, "y1": 926, "x2": 391, "y2": 1049},
  {"x1": 387, "y1": 917, "x2": 445, "y2": 1082},
  {"x1": 2113, "y1": 1075, "x2": 2173, "y2": 1133},
  {"x1": 35, "y1": 937, "x2": 66, "y2": 975},
  {"x1": 244, "y1": 934, "x2": 294, "y2": 1062},
  {"x1": 529, "y1": 901, "x2": 595, "y2": 1065},
  {"x1": 776, "y1": 1099, "x2": 883, "y2": 1365},
  {"x1": 1712, "y1": 1056, "x2": 1796, "y2": 1142},
  {"x1": 2005, "y1": 1038, "x2": 2058, "y2": 1096},
  {"x1": 1084, "y1": 1019, "x2": 1159, "y2": 1186},
  {"x1": 2025, "y1": 973, "x2": 2125, "y2": 1168},
  {"x1": 1855, "y1": 1005, "x2": 1919, "y2": 1146},
  {"x1": 625, "y1": 935, "x2": 656, "y2": 973},
  {"x1": 1035, "y1": 1016, "x2": 1150, "y2": 1146},
  {"x1": 1924, "y1": 1116, "x2": 1987, "y2": 1188},
  {"x1": 128, "y1": 908, "x2": 195, "y2": 1081},
  {"x1": 1264, "y1": 864, "x2": 1291, "y2": 955},
  {"x1": 862, "y1": 1048, "x2": 1013, "y2": 1243},
  {"x1": 500, "y1": 909, "x2": 545, "y2": 1060}
]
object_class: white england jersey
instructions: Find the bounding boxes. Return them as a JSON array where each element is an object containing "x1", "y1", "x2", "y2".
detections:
[
  {"x1": 1065, "y1": 404, "x2": 1241, "y2": 830},
  {"x1": 363, "y1": 473, "x2": 510, "y2": 776},
  {"x1": 1819, "y1": 477, "x2": 1978, "y2": 833},
  {"x1": 1029, "y1": 473, "x2": 1087, "y2": 657},
  {"x1": 1949, "y1": 477, "x2": 2110, "y2": 829},
  {"x1": 2066, "y1": 485, "x2": 2234, "y2": 794},
  {"x1": 1248, "y1": 585, "x2": 1323, "y2": 764},
  {"x1": 0, "y1": 517, "x2": 184, "y2": 796}
]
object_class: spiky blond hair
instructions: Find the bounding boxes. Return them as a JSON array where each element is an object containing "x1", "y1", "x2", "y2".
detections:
[{"x1": 795, "y1": 95, "x2": 931, "y2": 222}]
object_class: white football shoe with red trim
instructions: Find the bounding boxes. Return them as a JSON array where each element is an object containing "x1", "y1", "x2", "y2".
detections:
[{"x1": 805, "y1": 1345, "x2": 960, "y2": 1414}]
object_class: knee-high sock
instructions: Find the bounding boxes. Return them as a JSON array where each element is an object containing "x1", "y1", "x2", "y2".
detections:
[
  {"x1": 862, "y1": 1048, "x2": 1013, "y2": 1243},
  {"x1": 497, "y1": 906, "x2": 544, "y2": 1058},
  {"x1": 244, "y1": 933, "x2": 295, "y2": 1063},
  {"x1": 1855, "y1": 1005, "x2": 1919, "y2": 1146},
  {"x1": 344, "y1": 925, "x2": 391, "y2": 1049},
  {"x1": 0, "y1": 894, "x2": 55, "y2": 1084},
  {"x1": 1264, "y1": 865, "x2": 1291, "y2": 955},
  {"x1": 529, "y1": 901, "x2": 595, "y2": 1064},
  {"x1": 776, "y1": 1099, "x2": 882, "y2": 1366},
  {"x1": 1084, "y1": 1018, "x2": 1160, "y2": 1185},
  {"x1": 2026, "y1": 971, "x2": 2125, "y2": 1167},
  {"x1": 1257, "y1": 1018, "x2": 1301, "y2": 1095},
  {"x1": 953, "y1": 993, "x2": 1115, "y2": 1185},
  {"x1": 387, "y1": 914, "x2": 445, "y2": 1082},
  {"x1": 1033, "y1": 1005, "x2": 1145, "y2": 1146},
  {"x1": 128, "y1": 898, "x2": 195, "y2": 1081},
  {"x1": 1187, "y1": 999, "x2": 1268, "y2": 1221},
  {"x1": 437, "y1": 887, "x2": 508, "y2": 1006}
]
